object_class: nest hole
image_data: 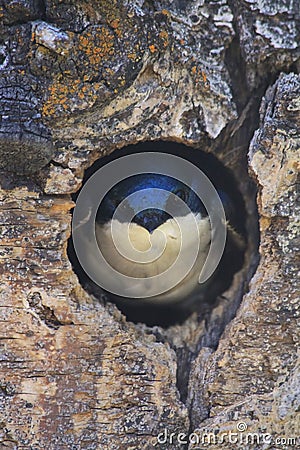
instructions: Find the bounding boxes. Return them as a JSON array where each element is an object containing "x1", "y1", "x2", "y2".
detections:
[{"x1": 68, "y1": 141, "x2": 251, "y2": 327}]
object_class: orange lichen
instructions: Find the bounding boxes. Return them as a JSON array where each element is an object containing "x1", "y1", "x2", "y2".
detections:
[
  {"x1": 109, "y1": 19, "x2": 120, "y2": 29},
  {"x1": 40, "y1": 3, "x2": 146, "y2": 119},
  {"x1": 149, "y1": 44, "x2": 157, "y2": 53},
  {"x1": 191, "y1": 65, "x2": 209, "y2": 86},
  {"x1": 127, "y1": 52, "x2": 137, "y2": 60},
  {"x1": 114, "y1": 28, "x2": 122, "y2": 38},
  {"x1": 42, "y1": 77, "x2": 100, "y2": 117},
  {"x1": 78, "y1": 26, "x2": 115, "y2": 69},
  {"x1": 159, "y1": 30, "x2": 169, "y2": 48}
]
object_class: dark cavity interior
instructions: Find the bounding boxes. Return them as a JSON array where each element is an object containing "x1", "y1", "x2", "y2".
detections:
[{"x1": 68, "y1": 141, "x2": 248, "y2": 327}]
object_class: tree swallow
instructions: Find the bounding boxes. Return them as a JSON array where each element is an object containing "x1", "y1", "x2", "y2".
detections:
[
  {"x1": 70, "y1": 143, "x2": 247, "y2": 325},
  {"x1": 94, "y1": 172, "x2": 245, "y2": 312}
]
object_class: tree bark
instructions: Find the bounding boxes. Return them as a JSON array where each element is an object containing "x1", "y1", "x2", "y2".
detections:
[{"x1": 0, "y1": 1, "x2": 299, "y2": 449}]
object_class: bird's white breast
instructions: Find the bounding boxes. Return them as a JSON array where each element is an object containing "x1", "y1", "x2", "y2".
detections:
[{"x1": 94, "y1": 213, "x2": 211, "y2": 303}]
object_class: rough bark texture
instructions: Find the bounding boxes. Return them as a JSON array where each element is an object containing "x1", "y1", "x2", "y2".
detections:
[
  {"x1": 0, "y1": 1, "x2": 299, "y2": 449},
  {"x1": 188, "y1": 72, "x2": 300, "y2": 449}
]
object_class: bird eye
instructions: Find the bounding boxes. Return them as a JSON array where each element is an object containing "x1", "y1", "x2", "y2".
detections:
[{"x1": 174, "y1": 189, "x2": 187, "y2": 202}]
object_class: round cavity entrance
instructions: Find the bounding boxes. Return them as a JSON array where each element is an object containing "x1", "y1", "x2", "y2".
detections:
[{"x1": 68, "y1": 141, "x2": 248, "y2": 326}]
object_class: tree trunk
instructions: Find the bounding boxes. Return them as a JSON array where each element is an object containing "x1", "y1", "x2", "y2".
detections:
[{"x1": 0, "y1": 1, "x2": 299, "y2": 449}]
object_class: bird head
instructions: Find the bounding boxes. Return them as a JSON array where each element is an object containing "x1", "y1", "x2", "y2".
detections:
[{"x1": 96, "y1": 173, "x2": 209, "y2": 232}]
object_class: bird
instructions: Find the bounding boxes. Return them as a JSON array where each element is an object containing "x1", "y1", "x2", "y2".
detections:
[{"x1": 94, "y1": 173, "x2": 245, "y2": 313}]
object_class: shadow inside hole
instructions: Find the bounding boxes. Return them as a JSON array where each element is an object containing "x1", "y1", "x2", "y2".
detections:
[{"x1": 68, "y1": 141, "x2": 247, "y2": 327}]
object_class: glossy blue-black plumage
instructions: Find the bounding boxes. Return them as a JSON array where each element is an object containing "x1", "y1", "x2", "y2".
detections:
[{"x1": 96, "y1": 173, "x2": 211, "y2": 233}]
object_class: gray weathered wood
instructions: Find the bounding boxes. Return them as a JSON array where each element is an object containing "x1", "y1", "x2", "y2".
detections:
[{"x1": 0, "y1": 1, "x2": 299, "y2": 449}]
